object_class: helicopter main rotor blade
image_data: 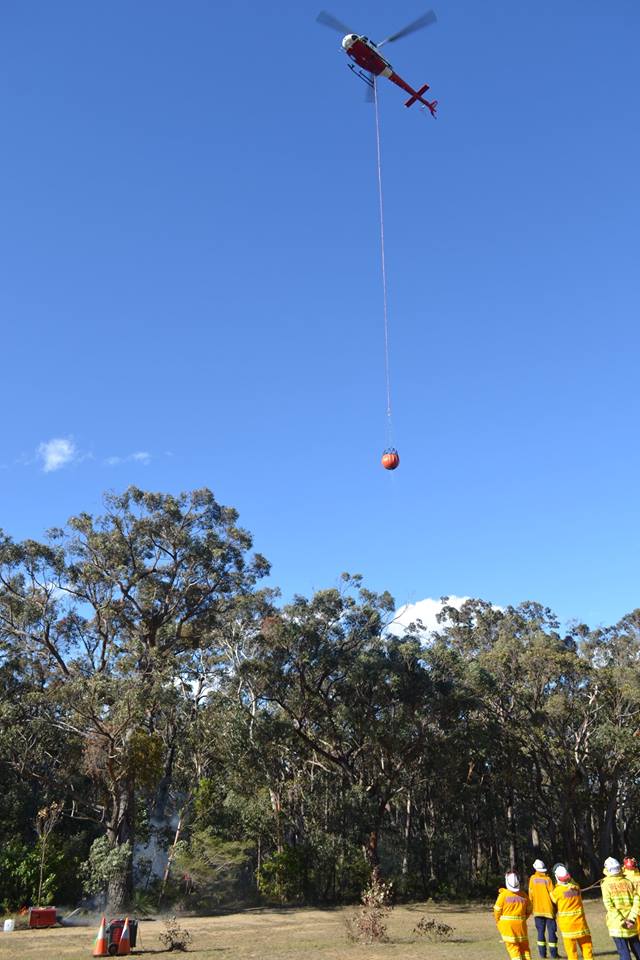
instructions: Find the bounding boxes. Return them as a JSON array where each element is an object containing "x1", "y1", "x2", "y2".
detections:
[
  {"x1": 378, "y1": 9, "x2": 437, "y2": 46},
  {"x1": 316, "y1": 10, "x2": 352, "y2": 34}
]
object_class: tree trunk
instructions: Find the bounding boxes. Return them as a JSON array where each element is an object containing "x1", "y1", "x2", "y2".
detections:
[
  {"x1": 152, "y1": 731, "x2": 176, "y2": 823},
  {"x1": 269, "y1": 789, "x2": 283, "y2": 854},
  {"x1": 107, "y1": 864, "x2": 131, "y2": 915},
  {"x1": 106, "y1": 784, "x2": 135, "y2": 912},
  {"x1": 531, "y1": 825, "x2": 540, "y2": 852},
  {"x1": 507, "y1": 793, "x2": 517, "y2": 867},
  {"x1": 600, "y1": 783, "x2": 619, "y2": 861},
  {"x1": 401, "y1": 790, "x2": 412, "y2": 880},
  {"x1": 364, "y1": 829, "x2": 381, "y2": 880}
]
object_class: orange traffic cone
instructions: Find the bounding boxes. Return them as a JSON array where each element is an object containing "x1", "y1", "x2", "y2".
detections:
[
  {"x1": 92, "y1": 916, "x2": 108, "y2": 957},
  {"x1": 117, "y1": 916, "x2": 131, "y2": 956}
]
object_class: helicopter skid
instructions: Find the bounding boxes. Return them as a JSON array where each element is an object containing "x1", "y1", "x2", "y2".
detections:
[{"x1": 348, "y1": 63, "x2": 374, "y2": 88}]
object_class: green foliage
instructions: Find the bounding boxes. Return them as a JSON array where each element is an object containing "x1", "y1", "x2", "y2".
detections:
[
  {"x1": 127, "y1": 731, "x2": 165, "y2": 792},
  {"x1": 81, "y1": 837, "x2": 132, "y2": 897},
  {"x1": 173, "y1": 828, "x2": 254, "y2": 908},
  {"x1": 4, "y1": 486, "x2": 640, "y2": 910},
  {"x1": 0, "y1": 839, "x2": 61, "y2": 909},
  {"x1": 131, "y1": 886, "x2": 159, "y2": 916},
  {"x1": 257, "y1": 846, "x2": 308, "y2": 904}
]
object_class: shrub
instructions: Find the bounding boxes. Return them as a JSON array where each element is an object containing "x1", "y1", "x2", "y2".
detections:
[
  {"x1": 0, "y1": 839, "x2": 61, "y2": 909},
  {"x1": 344, "y1": 874, "x2": 393, "y2": 944},
  {"x1": 413, "y1": 916, "x2": 455, "y2": 941},
  {"x1": 159, "y1": 916, "x2": 193, "y2": 952},
  {"x1": 257, "y1": 846, "x2": 307, "y2": 904}
]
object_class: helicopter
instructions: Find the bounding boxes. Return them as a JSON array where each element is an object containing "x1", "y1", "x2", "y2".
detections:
[{"x1": 316, "y1": 9, "x2": 438, "y2": 116}]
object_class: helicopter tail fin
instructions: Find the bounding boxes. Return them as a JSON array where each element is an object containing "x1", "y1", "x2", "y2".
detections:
[{"x1": 405, "y1": 84, "x2": 437, "y2": 116}]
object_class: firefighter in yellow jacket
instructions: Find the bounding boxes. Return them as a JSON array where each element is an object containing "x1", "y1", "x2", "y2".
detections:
[
  {"x1": 624, "y1": 858, "x2": 640, "y2": 892},
  {"x1": 549, "y1": 864, "x2": 593, "y2": 960},
  {"x1": 601, "y1": 857, "x2": 640, "y2": 960},
  {"x1": 529, "y1": 859, "x2": 558, "y2": 959},
  {"x1": 624, "y1": 858, "x2": 640, "y2": 934},
  {"x1": 494, "y1": 870, "x2": 533, "y2": 960}
]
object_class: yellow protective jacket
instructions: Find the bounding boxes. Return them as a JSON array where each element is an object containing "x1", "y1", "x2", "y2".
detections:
[
  {"x1": 493, "y1": 887, "x2": 532, "y2": 945},
  {"x1": 529, "y1": 872, "x2": 555, "y2": 919},
  {"x1": 550, "y1": 880, "x2": 591, "y2": 939},
  {"x1": 602, "y1": 874, "x2": 640, "y2": 939},
  {"x1": 624, "y1": 868, "x2": 640, "y2": 892},
  {"x1": 624, "y1": 870, "x2": 640, "y2": 933}
]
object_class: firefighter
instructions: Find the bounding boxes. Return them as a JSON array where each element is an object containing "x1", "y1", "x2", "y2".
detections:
[
  {"x1": 624, "y1": 859, "x2": 640, "y2": 934},
  {"x1": 529, "y1": 859, "x2": 558, "y2": 959},
  {"x1": 624, "y1": 858, "x2": 640, "y2": 892},
  {"x1": 494, "y1": 869, "x2": 533, "y2": 960},
  {"x1": 601, "y1": 857, "x2": 640, "y2": 960},
  {"x1": 550, "y1": 864, "x2": 593, "y2": 960}
]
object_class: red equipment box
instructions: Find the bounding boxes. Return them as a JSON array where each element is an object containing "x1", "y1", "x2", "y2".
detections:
[{"x1": 29, "y1": 907, "x2": 58, "y2": 928}]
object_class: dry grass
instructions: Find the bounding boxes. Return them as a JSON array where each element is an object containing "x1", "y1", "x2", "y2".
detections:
[{"x1": 0, "y1": 899, "x2": 618, "y2": 960}]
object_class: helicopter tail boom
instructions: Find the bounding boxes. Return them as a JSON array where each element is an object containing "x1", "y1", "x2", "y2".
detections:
[{"x1": 388, "y1": 73, "x2": 437, "y2": 116}]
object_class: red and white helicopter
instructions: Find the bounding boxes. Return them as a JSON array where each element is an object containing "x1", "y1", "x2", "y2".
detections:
[{"x1": 317, "y1": 9, "x2": 438, "y2": 116}]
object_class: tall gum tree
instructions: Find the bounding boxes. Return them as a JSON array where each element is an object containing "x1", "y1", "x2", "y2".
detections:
[
  {"x1": 240, "y1": 575, "x2": 457, "y2": 881},
  {"x1": 0, "y1": 487, "x2": 268, "y2": 911}
]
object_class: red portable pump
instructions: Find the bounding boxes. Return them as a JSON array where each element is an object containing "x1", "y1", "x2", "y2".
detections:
[{"x1": 106, "y1": 918, "x2": 138, "y2": 955}]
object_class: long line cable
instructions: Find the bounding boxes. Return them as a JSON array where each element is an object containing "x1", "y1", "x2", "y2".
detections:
[{"x1": 373, "y1": 78, "x2": 393, "y2": 447}]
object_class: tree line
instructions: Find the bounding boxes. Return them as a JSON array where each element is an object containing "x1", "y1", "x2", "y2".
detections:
[{"x1": 1, "y1": 487, "x2": 639, "y2": 913}]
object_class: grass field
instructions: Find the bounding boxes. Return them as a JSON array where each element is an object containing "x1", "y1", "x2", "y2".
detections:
[{"x1": 0, "y1": 899, "x2": 620, "y2": 960}]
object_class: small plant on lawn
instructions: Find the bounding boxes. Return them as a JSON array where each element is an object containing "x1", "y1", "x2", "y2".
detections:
[
  {"x1": 159, "y1": 916, "x2": 193, "y2": 952},
  {"x1": 345, "y1": 873, "x2": 394, "y2": 944},
  {"x1": 413, "y1": 915, "x2": 455, "y2": 941}
]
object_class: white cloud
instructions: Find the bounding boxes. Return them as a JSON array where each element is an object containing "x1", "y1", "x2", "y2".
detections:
[
  {"x1": 389, "y1": 595, "x2": 471, "y2": 637},
  {"x1": 105, "y1": 451, "x2": 151, "y2": 467},
  {"x1": 38, "y1": 437, "x2": 77, "y2": 473}
]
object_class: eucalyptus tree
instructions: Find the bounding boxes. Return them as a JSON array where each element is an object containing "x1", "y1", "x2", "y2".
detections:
[
  {"x1": 0, "y1": 487, "x2": 268, "y2": 910},
  {"x1": 239, "y1": 575, "x2": 458, "y2": 880}
]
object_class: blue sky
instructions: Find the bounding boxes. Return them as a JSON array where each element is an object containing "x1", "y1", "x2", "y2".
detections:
[{"x1": 1, "y1": 0, "x2": 639, "y2": 629}]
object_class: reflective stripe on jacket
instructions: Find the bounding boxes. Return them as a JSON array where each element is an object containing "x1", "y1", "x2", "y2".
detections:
[
  {"x1": 550, "y1": 881, "x2": 591, "y2": 939},
  {"x1": 602, "y1": 874, "x2": 640, "y2": 939},
  {"x1": 529, "y1": 872, "x2": 555, "y2": 919},
  {"x1": 493, "y1": 888, "x2": 532, "y2": 944}
]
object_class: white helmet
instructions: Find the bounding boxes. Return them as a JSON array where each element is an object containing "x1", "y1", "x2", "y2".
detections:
[
  {"x1": 554, "y1": 864, "x2": 570, "y2": 882},
  {"x1": 505, "y1": 871, "x2": 520, "y2": 892},
  {"x1": 533, "y1": 859, "x2": 546, "y2": 871},
  {"x1": 605, "y1": 857, "x2": 621, "y2": 875}
]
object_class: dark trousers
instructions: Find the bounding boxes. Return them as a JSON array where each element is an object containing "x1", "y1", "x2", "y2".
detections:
[
  {"x1": 535, "y1": 916, "x2": 558, "y2": 959},
  {"x1": 612, "y1": 936, "x2": 640, "y2": 960}
]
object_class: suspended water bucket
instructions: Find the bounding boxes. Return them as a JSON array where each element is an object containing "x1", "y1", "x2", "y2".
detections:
[{"x1": 381, "y1": 448, "x2": 400, "y2": 470}]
